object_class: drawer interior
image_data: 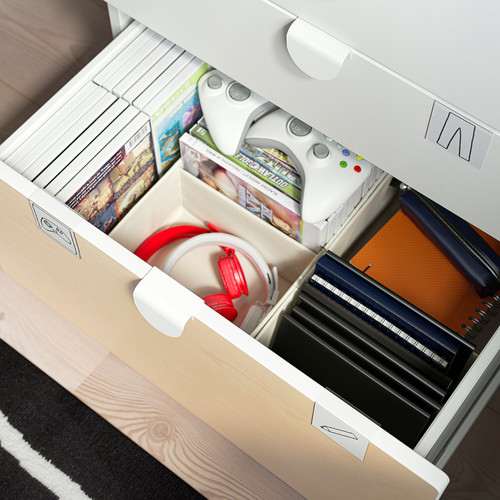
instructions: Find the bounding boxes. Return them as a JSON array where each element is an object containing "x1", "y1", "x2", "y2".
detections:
[
  {"x1": 110, "y1": 161, "x2": 318, "y2": 332},
  {"x1": 109, "y1": 149, "x2": 500, "y2": 455},
  {"x1": 1, "y1": 19, "x2": 499, "y2": 473}
]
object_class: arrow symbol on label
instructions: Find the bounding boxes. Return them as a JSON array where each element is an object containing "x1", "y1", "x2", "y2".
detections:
[{"x1": 321, "y1": 425, "x2": 358, "y2": 440}]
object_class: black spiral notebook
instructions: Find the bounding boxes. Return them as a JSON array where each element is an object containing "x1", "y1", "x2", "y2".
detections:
[
  {"x1": 309, "y1": 251, "x2": 475, "y2": 382},
  {"x1": 295, "y1": 289, "x2": 448, "y2": 401},
  {"x1": 272, "y1": 313, "x2": 433, "y2": 447}
]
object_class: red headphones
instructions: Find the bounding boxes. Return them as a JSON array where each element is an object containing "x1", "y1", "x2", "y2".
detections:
[{"x1": 134, "y1": 224, "x2": 251, "y2": 323}]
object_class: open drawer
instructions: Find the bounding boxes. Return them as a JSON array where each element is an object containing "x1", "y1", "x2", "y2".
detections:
[{"x1": 0, "y1": 16, "x2": 499, "y2": 500}]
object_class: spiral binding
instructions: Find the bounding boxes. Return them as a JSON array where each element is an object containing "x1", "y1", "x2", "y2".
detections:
[{"x1": 462, "y1": 294, "x2": 500, "y2": 340}]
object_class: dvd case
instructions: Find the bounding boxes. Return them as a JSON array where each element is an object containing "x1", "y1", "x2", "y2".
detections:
[
  {"x1": 123, "y1": 46, "x2": 187, "y2": 105},
  {"x1": 180, "y1": 131, "x2": 334, "y2": 250},
  {"x1": 112, "y1": 38, "x2": 175, "y2": 98},
  {"x1": 95, "y1": 29, "x2": 165, "y2": 93},
  {"x1": 44, "y1": 105, "x2": 139, "y2": 195},
  {"x1": 138, "y1": 57, "x2": 209, "y2": 175},
  {"x1": 91, "y1": 21, "x2": 148, "y2": 88},
  {"x1": 7, "y1": 82, "x2": 108, "y2": 172},
  {"x1": 55, "y1": 112, "x2": 157, "y2": 233},
  {"x1": 33, "y1": 99, "x2": 130, "y2": 188},
  {"x1": 22, "y1": 91, "x2": 118, "y2": 181}
]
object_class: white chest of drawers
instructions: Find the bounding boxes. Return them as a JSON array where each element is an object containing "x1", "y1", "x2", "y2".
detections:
[{"x1": 1, "y1": 1, "x2": 499, "y2": 498}]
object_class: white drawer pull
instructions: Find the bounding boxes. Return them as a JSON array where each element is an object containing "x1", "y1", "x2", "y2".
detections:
[
  {"x1": 286, "y1": 18, "x2": 351, "y2": 81},
  {"x1": 133, "y1": 266, "x2": 204, "y2": 338}
]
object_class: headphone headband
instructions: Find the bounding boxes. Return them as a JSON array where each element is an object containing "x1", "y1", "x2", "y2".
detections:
[
  {"x1": 134, "y1": 225, "x2": 211, "y2": 262},
  {"x1": 163, "y1": 232, "x2": 279, "y2": 306}
]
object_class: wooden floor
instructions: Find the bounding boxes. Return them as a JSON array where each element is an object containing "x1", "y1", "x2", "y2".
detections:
[{"x1": 0, "y1": 1, "x2": 499, "y2": 499}]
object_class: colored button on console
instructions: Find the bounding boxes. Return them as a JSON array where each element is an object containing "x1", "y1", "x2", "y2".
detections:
[{"x1": 339, "y1": 161, "x2": 347, "y2": 168}]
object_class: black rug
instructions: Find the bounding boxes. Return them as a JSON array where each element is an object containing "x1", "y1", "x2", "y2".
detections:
[{"x1": 0, "y1": 339, "x2": 205, "y2": 499}]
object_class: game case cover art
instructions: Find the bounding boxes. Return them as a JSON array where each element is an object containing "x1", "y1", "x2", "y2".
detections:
[
  {"x1": 190, "y1": 122, "x2": 302, "y2": 201},
  {"x1": 66, "y1": 124, "x2": 157, "y2": 233},
  {"x1": 180, "y1": 139, "x2": 302, "y2": 242},
  {"x1": 152, "y1": 62, "x2": 209, "y2": 175}
]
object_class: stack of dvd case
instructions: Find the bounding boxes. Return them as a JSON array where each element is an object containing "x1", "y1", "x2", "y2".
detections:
[
  {"x1": 6, "y1": 21, "x2": 209, "y2": 233},
  {"x1": 180, "y1": 119, "x2": 381, "y2": 251},
  {"x1": 271, "y1": 251, "x2": 475, "y2": 447}
]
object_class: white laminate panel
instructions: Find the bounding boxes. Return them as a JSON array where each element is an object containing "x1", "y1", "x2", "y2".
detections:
[
  {"x1": 105, "y1": 0, "x2": 500, "y2": 244},
  {"x1": 271, "y1": 0, "x2": 500, "y2": 131}
]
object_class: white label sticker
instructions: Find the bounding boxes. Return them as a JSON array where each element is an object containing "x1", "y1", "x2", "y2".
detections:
[
  {"x1": 312, "y1": 403, "x2": 370, "y2": 461},
  {"x1": 30, "y1": 202, "x2": 80, "y2": 258},
  {"x1": 425, "y1": 101, "x2": 493, "y2": 169}
]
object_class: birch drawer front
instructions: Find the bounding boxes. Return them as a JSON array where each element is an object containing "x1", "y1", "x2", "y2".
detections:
[
  {"x1": 105, "y1": 0, "x2": 500, "y2": 244},
  {"x1": 0, "y1": 18, "x2": 498, "y2": 500}
]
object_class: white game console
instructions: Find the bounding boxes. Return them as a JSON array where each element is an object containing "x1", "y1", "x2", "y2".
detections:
[
  {"x1": 245, "y1": 108, "x2": 374, "y2": 223},
  {"x1": 198, "y1": 70, "x2": 375, "y2": 223},
  {"x1": 198, "y1": 69, "x2": 277, "y2": 156}
]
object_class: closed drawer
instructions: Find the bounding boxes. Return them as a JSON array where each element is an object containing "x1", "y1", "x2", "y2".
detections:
[
  {"x1": 105, "y1": 0, "x2": 500, "y2": 244},
  {"x1": 0, "y1": 17, "x2": 499, "y2": 500}
]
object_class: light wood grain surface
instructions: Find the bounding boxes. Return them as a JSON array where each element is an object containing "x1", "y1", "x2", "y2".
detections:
[
  {"x1": 0, "y1": 268, "x2": 304, "y2": 500},
  {"x1": 0, "y1": 1, "x2": 498, "y2": 499}
]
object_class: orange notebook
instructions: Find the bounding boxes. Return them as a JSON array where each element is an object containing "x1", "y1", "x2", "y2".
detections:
[{"x1": 350, "y1": 210, "x2": 500, "y2": 338}]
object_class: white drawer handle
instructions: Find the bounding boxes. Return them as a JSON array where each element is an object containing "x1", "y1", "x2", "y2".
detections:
[
  {"x1": 286, "y1": 18, "x2": 351, "y2": 81},
  {"x1": 133, "y1": 266, "x2": 204, "y2": 338}
]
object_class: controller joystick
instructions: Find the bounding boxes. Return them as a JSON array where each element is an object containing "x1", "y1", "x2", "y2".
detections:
[
  {"x1": 198, "y1": 69, "x2": 277, "y2": 156},
  {"x1": 245, "y1": 109, "x2": 373, "y2": 223}
]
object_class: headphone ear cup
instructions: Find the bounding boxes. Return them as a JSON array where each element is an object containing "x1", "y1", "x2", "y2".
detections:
[
  {"x1": 218, "y1": 252, "x2": 249, "y2": 299},
  {"x1": 203, "y1": 293, "x2": 238, "y2": 322}
]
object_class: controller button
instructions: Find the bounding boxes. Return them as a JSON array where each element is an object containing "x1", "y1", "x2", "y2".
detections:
[
  {"x1": 289, "y1": 117, "x2": 312, "y2": 137},
  {"x1": 340, "y1": 161, "x2": 348, "y2": 168},
  {"x1": 342, "y1": 149, "x2": 350, "y2": 156},
  {"x1": 313, "y1": 143, "x2": 330, "y2": 159},
  {"x1": 354, "y1": 165, "x2": 362, "y2": 172},
  {"x1": 208, "y1": 75, "x2": 223, "y2": 89},
  {"x1": 228, "y1": 82, "x2": 251, "y2": 101},
  {"x1": 356, "y1": 155, "x2": 364, "y2": 160}
]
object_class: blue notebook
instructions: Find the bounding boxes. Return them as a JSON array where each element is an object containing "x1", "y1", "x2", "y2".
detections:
[{"x1": 309, "y1": 251, "x2": 475, "y2": 381}]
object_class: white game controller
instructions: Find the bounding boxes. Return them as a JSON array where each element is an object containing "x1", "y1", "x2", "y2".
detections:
[
  {"x1": 198, "y1": 69, "x2": 277, "y2": 155},
  {"x1": 245, "y1": 109, "x2": 373, "y2": 223}
]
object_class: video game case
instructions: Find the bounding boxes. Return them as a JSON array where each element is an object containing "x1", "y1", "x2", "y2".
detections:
[
  {"x1": 294, "y1": 292, "x2": 448, "y2": 402},
  {"x1": 140, "y1": 57, "x2": 209, "y2": 175},
  {"x1": 33, "y1": 98, "x2": 130, "y2": 188},
  {"x1": 96, "y1": 29, "x2": 165, "y2": 94},
  {"x1": 121, "y1": 44, "x2": 184, "y2": 105},
  {"x1": 300, "y1": 282, "x2": 453, "y2": 390},
  {"x1": 309, "y1": 251, "x2": 475, "y2": 381},
  {"x1": 271, "y1": 313, "x2": 433, "y2": 448},
  {"x1": 55, "y1": 111, "x2": 157, "y2": 234},
  {"x1": 44, "y1": 105, "x2": 140, "y2": 195},
  {"x1": 190, "y1": 123, "x2": 302, "y2": 201},
  {"x1": 196, "y1": 115, "x2": 301, "y2": 190},
  {"x1": 7, "y1": 82, "x2": 106, "y2": 172},
  {"x1": 180, "y1": 131, "x2": 338, "y2": 250},
  {"x1": 92, "y1": 22, "x2": 149, "y2": 89},
  {"x1": 22, "y1": 91, "x2": 118, "y2": 181},
  {"x1": 240, "y1": 141, "x2": 301, "y2": 190},
  {"x1": 131, "y1": 50, "x2": 193, "y2": 111},
  {"x1": 112, "y1": 38, "x2": 175, "y2": 98}
]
